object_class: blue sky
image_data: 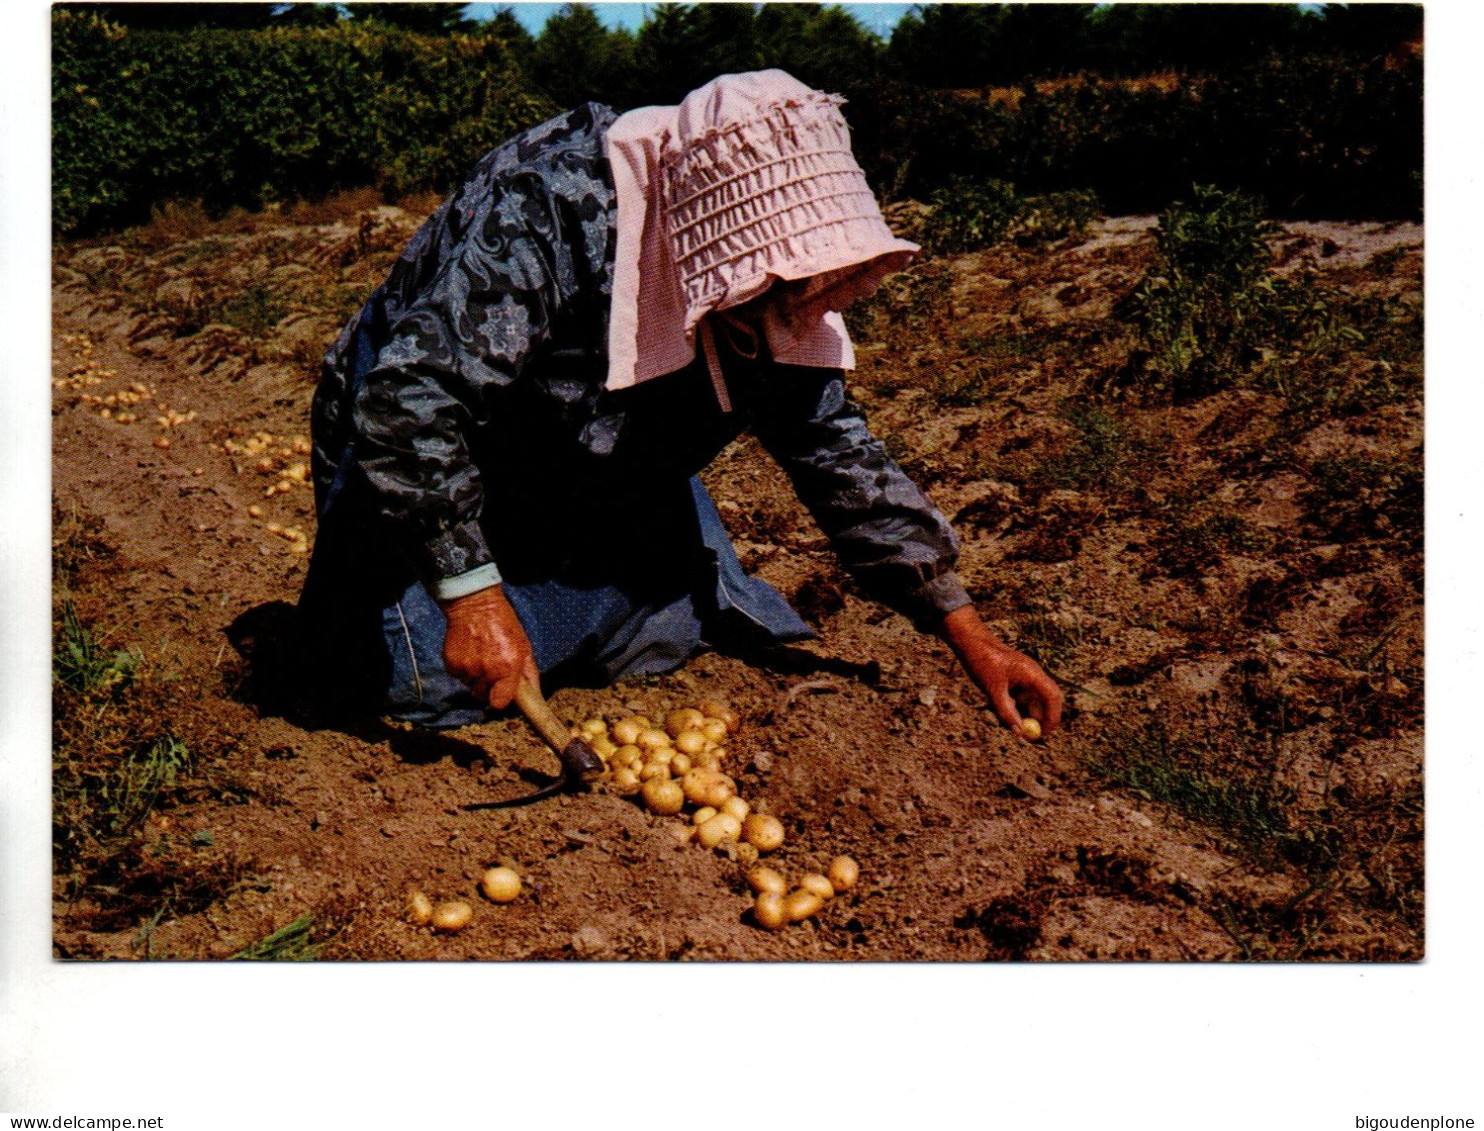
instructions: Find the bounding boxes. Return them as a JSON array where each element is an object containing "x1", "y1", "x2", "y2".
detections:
[{"x1": 466, "y1": 3, "x2": 918, "y2": 39}]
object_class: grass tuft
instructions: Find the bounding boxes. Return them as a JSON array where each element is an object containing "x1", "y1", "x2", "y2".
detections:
[
  {"x1": 1089, "y1": 723, "x2": 1294, "y2": 849},
  {"x1": 54, "y1": 600, "x2": 139, "y2": 695},
  {"x1": 228, "y1": 915, "x2": 324, "y2": 961}
]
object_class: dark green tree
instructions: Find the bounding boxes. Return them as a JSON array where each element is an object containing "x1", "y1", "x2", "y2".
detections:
[
  {"x1": 530, "y1": 3, "x2": 636, "y2": 108},
  {"x1": 1309, "y1": 3, "x2": 1422, "y2": 62},
  {"x1": 68, "y1": 4, "x2": 282, "y2": 30},
  {"x1": 343, "y1": 3, "x2": 475, "y2": 34},
  {"x1": 631, "y1": 4, "x2": 764, "y2": 105},
  {"x1": 272, "y1": 5, "x2": 345, "y2": 28},
  {"x1": 752, "y1": 4, "x2": 883, "y2": 93},
  {"x1": 484, "y1": 6, "x2": 536, "y2": 70}
]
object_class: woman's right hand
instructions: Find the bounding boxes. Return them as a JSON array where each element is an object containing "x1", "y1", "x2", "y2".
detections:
[{"x1": 440, "y1": 585, "x2": 540, "y2": 709}]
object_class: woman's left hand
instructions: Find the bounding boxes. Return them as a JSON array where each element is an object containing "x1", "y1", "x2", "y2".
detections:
[{"x1": 941, "y1": 605, "x2": 1064, "y2": 739}]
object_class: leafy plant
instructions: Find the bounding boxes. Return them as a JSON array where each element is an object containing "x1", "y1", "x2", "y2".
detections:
[
  {"x1": 228, "y1": 914, "x2": 325, "y2": 960},
  {"x1": 1126, "y1": 185, "x2": 1281, "y2": 399},
  {"x1": 1087, "y1": 722, "x2": 1295, "y2": 856},
  {"x1": 1155, "y1": 510, "x2": 1273, "y2": 577},
  {"x1": 52, "y1": 10, "x2": 554, "y2": 233},
  {"x1": 921, "y1": 177, "x2": 1023, "y2": 255},
  {"x1": 1034, "y1": 404, "x2": 1135, "y2": 491},
  {"x1": 54, "y1": 601, "x2": 139, "y2": 695},
  {"x1": 1011, "y1": 189, "x2": 1101, "y2": 246}
]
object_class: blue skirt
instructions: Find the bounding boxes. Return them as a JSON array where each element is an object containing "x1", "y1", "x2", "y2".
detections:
[{"x1": 298, "y1": 476, "x2": 813, "y2": 729}]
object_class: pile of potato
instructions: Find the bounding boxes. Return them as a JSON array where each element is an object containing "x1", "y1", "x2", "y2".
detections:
[
  {"x1": 70, "y1": 380, "x2": 156, "y2": 425},
  {"x1": 220, "y1": 430, "x2": 317, "y2": 556},
  {"x1": 579, "y1": 699, "x2": 861, "y2": 932},
  {"x1": 55, "y1": 336, "x2": 203, "y2": 452},
  {"x1": 406, "y1": 866, "x2": 524, "y2": 934},
  {"x1": 221, "y1": 430, "x2": 313, "y2": 498},
  {"x1": 404, "y1": 700, "x2": 864, "y2": 940},
  {"x1": 260, "y1": 521, "x2": 310, "y2": 555},
  {"x1": 746, "y1": 856, "x2": 859, "y2": 931}
]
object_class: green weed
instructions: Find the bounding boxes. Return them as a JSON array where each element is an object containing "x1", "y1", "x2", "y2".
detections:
[
  {"x1": 921, "y1": 178, "x2": 1101, "y2": 256},
  {"x1": 1010, "y1": 189, "x2": 1101, "y2": 246},
  {"x1": 54, "y1": 600, "x2": 139, "y2": 696},
  {"x1": 1305, "y1": 451, "x2": 1423, "y2": 541},
  {"x1": 228, "y1": 915, "x2": 324, "y2": 961},
  {"x1": 922, "y1": 176, "x2": 1023, "y2": 255},
  {"x1": 1256, "y1": 290, "x2": 1421, "y2": 436},
  {"x1": 106, "y1": 736, "x2": 193, "y2": 835},
  {"x1": 1126, "y1": 185, "x2": 1281, "y2": 399},
  {"x1": 1088, "y1": 722, "x2": 1295, "y2": 854},
  {"x1": 1013, "y1": 596, "x2": 1096, "y2": 676},
  {"x1": 215, "y1": 281, "x2": 290, "y2": 336},
  {"x1": 1154, "y1": 510, "x2": 1273, "y2": 577},
  {"x1": 1033, "y1": 404, "x2": 1134, "y2": 491},
  {"x1": 844, "y1": 258, "x2": 954, "y2": 342}
]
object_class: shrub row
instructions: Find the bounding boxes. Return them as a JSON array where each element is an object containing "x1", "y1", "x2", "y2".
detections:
[
  {"x1": 53, "y1": 10, "x2": 554, "y2": 234},
  {"x1": 855, "y1": 55, "x2": 1421, "y2": 220},
  {"x1": 53, "y1": 10, "x2": 1422, "y2": 236}
]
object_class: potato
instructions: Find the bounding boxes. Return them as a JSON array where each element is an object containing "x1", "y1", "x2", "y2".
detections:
[
  {"x1": 783, "y1": 890, "x2": 823, "y2": 923},
  {"x1": 614, "y1": 744, "x2": 642, "y2": 767},
  {"x1": 612, "y1": 718, "x2": 642, "y2": 746},
  {"x1": 827, "y1": 855, "x2": 860, "y2": 893},
  {"x1": 720, "y1": 795, "x2": 750, "y2": 822},
  {"x1": 700, "y1": 700, "x2": 740, "y2": 733},
  {"x1": 747, "y1": 866, "x2": 788, "y2": 896},
  {"x1": 681, "y1": 768, "x2": 736, "y2": 809},
  {"x1": 406, "y1": 890, "x2": 434, "y2": 926},
  {"x1": 798, "y1": 873, "x2": 835, "y2": 901},
  {"x1": 581, "y1": 717, "x2": 608, "y2": 737},
  {"x1": 692, "y1": 806, "x2": 719, "y2": 826},
  {"x1": 480, "y1": 866, "x2": 522, "y2": 903},
  {"x1": 637, "y1": 728, "x2": 672, "y2": 752},
  {"x1": 754, "y1": 890, "x2": 788, "y2": 931},
  {"x1": 674, "y1": 729, "x2": 707, "y2": 757},
  {"x1": 638, "y1": 760, "x2": 671, "y2": 783},
  {"x1": 697, "y1": 812, "x2": 742, "y2": 849},
  {"x1": 742, "y1": 814, "x2": 785, "y2": 852},
  {"x1": 591, "y1": 735, "x2": 618, "y2": 759},
  {"x1": 665, "y1": 708, "x2": 705, "y2": 738},
  {"x1": 700, "y1": 718, "x2": 729, "y2": 745},
  {"x1": 610, "y1": 767, "x2": 641, "y2": 795},
  {"x1": 1020, "y1": 718, "x2": 1043, "y2": 741},
  {"x1": 642, "y1": 778, "x2": 685, "y2": 816},
  {"x1": 431, "y1": 900, "x2": 473, "y2": 932},
  {"x1": 670, "y1": 752, "x2": 693, "y2": 776}
]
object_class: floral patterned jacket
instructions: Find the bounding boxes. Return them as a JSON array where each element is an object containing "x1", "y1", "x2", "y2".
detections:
[{"x1": 310, "y1": 102, "x2": 970, "y2": 631}]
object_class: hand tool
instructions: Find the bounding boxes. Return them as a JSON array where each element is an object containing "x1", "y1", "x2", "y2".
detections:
[{"x1": 463, "y1": 677, "x2": 605, "y2": 809}]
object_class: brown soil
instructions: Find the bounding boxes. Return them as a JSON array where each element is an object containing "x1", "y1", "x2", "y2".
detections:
[{"x1": 50, "y1": 202, "x2": 1423, "y2": 962}]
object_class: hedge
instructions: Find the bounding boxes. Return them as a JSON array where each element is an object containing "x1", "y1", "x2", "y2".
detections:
[
  {"x1": 52, "y1": 10, "x2": 554, "y2": 234},
  {"x1": 53, "y1": 9, "x2": 1421, "y2": 235}
]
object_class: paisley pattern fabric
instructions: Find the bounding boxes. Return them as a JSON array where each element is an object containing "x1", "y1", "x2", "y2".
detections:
[{"x1": 309, "y1": 102, "x2": 969, "y2": 634}]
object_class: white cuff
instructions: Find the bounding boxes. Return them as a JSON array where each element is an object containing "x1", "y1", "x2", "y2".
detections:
[{"x1": 431, "y1": 562, "x2": 503, "y2": 602}]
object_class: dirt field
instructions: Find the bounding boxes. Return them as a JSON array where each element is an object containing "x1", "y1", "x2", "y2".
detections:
[{"x1": 49, "y1": 198, "x2": 1423, "y2": 962}]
